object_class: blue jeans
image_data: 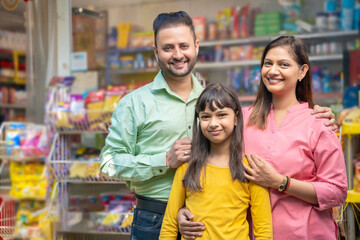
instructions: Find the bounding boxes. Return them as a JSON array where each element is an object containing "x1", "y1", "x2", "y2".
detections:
[
  {"x1": 130, "y1": 208, "x2": 181, "y2": 240},
  {"x1": 130, "y1": 208, "x2": 163, "y2": 240}
]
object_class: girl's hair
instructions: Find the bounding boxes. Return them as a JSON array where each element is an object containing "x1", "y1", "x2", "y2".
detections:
[
  {"x1": 248, "y1": 36, "x2": 313, "y2": 129},
  {"x1": 182, "y1": 83, "x2": 247, "y2": 192}
]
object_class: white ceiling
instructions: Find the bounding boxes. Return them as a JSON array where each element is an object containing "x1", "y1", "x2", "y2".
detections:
[
  {"x1": 72, "y1": 0, "x2": 179, "y2": 10},
  {"x1": 0, "y1": 0, "x2": 179, "y2": 32}
]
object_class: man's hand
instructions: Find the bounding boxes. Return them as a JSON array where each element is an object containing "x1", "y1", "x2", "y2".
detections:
[
  {"x1": 167, "y1": 137, "x2": 192, "y2": 169},
  {"x1": 312, "y1": 105, "x2": 337, "y2": 131},
  {"x1": 177, "y1": 207, "x2": 205, "y2": 239}
]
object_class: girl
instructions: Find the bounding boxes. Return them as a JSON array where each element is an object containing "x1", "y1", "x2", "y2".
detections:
[
  {"x1": 159, "y1": 83, "x2": 273, "y2": 239},
  {"x1": 242, "y1": 36, "x2": 347, "y2": 239}
]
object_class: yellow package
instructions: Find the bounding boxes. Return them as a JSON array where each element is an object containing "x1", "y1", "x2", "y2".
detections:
[
  {"x1": 56, "y1": 101, "x2": 74, "y2": 129},
  {"x1": 117, "y1": 22, "x2": 132, "y2": 49},
  {"x1": 69, "y1": 162, "x2": 88, "y2": 178}
]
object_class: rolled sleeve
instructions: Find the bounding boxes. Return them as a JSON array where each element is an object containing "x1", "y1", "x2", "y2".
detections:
[{"x1": 311, "y1": 129, "x2": 348, "y2": 211}]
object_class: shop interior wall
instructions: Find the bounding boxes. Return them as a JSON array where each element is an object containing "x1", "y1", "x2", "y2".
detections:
[
  {"x1": 104, "y1": 0, "x2": 340, "y2": 104},
  {"x1": 105, "y1": 0, "x2": 324, "y2": 34}
]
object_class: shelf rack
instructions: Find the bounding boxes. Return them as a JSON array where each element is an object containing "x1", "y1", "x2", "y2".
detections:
[
  {"x1": 199, "y1": 30, "x2": 359, "y2": 47},
  {"x1": 48, "y1": 110, "x2": 134, "y2": 238},
  {"x1": 341, "y1": 109, "x2": 360, "y2": 240}
]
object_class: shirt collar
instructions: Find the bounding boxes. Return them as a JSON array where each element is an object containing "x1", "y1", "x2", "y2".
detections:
[{"x1": 151, "y1": 70, "x2": 204, "y2": 102}]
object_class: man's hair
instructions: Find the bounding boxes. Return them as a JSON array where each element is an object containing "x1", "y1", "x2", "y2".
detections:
[{"x1": 153, "y1": 11, "x2": 196, "y2": 47}]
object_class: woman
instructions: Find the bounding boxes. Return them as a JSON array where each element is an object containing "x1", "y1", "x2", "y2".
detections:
[{"x1": 177, "y1": 36, "x2": 347, "y2": 240}]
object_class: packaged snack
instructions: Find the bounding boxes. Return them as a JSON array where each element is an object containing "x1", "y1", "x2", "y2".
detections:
[
  {"x1": 103, "y1": 85, "x2": 127, "y2": 112},
  {"x1": 22, "y1": 125, "x2": 43, "y2": 157},
  {"x1": 6, "y1": 122, "x2": 26, "y2": 157},
  {"x1": 85, "y1": 89, "x2": 105, "y2": 131},
  {"x1": 56, "y1": 101, "x2": 73, "y2": 129},
  {"x1": 192, "y1": 17, "x2": 206, "y2": 41},
  {"x1": 217, "y1": 8, "x2": 231, "y2": 40},
  {"x1": 70, "y1": 94, "x2": 87, "y2": 124}
]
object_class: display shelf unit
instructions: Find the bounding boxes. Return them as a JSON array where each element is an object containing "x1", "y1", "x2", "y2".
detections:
[
  {"x1": 342, "y1": 109, "x2": 360, "y2": 240},
  {"x1": 0, "y1": 49, "x2": 27, "y2": 124},
  {"x1": 0, "y1": 103, "x2": 26, "y2": 109},
  {"x1": 199, "y1": 30, "x2": 359, "y2": 47},
  {"x1": 0, "y1": 122, "x2": 50, "y2": 240},
  {"x1": 49, "y1": 116, "x2": 133, "y2": 239},
  {"x1": 106, "y1": 30, "x2": 359, "y2": 105},
  {"x1": 195, "y1": 54, "x2": 343, "y2": 70}
]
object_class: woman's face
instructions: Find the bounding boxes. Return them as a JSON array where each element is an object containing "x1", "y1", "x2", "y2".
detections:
[{"x1": 261, "y1": 46, "x2": 308, "y2": 98}]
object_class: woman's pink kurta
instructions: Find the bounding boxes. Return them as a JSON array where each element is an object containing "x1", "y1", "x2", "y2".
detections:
[{"x1": 243, "y1": 103, "x2": 347, "y2": 240}]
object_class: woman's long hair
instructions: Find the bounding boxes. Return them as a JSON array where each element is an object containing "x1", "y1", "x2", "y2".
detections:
[
  {"x1": 247, "y1": 36, "x2": 314, "y2": 129},
  {"x1": 182, "y1": 83, "x2": 246, "y2": 192}
]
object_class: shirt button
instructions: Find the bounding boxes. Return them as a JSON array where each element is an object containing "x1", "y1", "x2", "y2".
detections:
[
  {"x1": 159, "y1": 169, "x2": 163, "y2": 173},
  {"x1": 188, "y1": 126, "x2": 191, "y2": 129}
]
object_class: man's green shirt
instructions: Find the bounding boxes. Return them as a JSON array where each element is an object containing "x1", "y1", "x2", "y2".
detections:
[{"x1": 100, "y1": 71, "x2": 203, "y2": 202}]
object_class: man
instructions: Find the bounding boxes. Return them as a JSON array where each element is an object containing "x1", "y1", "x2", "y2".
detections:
[
  {"x1": 100, "y1": 11, "x2": 200, "y2": 239},
  {"x1": 100, "y1": 11, "x2": 336, "y2": 240}
]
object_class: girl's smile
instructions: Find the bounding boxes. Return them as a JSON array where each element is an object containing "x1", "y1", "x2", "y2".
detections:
[{"x1": 199, "y1": 103, "x2": 237, "y2": 147}]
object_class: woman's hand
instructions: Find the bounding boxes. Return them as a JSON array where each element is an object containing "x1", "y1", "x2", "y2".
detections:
[
  {"x1": 242, "y1": 154, "x2": 283, "y2": 189},
  {"x1": 177, "y1": 207, "x2": 205, "y2": 239}
]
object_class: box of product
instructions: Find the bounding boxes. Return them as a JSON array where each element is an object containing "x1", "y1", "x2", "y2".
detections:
[
  {"x1": 217, "y1": 8, "x2": 232, "y2": 40},
  {"x1": 117, "y1": 22, "x2": 132, "y2": 49},
  {"x1": 131, "y1": 32, "x2": 154, "y2": 48},
  {"x1": 192, "y1": 17, "x2": 206, "y2": 41}
]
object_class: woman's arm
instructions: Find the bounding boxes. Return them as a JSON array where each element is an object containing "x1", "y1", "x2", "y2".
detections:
[
  {"x1": 159, "y1": 165, "x2": 187, "y2": 239},
  {"x1": 243, "y1": 154, "x2": 318, "y2": 204},
  {"x1": 310, "y1": 129, "x2": 347, "y2": 210}
]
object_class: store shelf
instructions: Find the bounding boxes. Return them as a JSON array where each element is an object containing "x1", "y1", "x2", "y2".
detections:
[
  {"x1": 314, "y1": 92, "x2": 343, "y2": 99},
  {"x1": 56, "y1": 211, "x2": 133, "y2": 234},
  {"x1": 346, "y1": 190, "x2": 360, "y2": 203},
  {"x1": 109, "y1": 46, "x2": 153, "y2": 54},
  {"x1": 200, "y1": 30, "x2": 359, "y2": 47},
  {"x1": 47, "y1": 110, "x2": 112, "y2": 134},
  {"x1": 342, "y1": 109, "x2": 360, "y2": 135},
  {"x1": 195, "y1": 54, "x2": 343, "y2": 70},
  {"x1": 0, "y1": 103, "x2": 26, "y2": 109},
  {"x1": 50, "y1": 159, "x2": 122, "y2": 183},
  {"x1": 196, "y1": 59, "x2": 260, "y2": 69},
  {"x1": 57, "y1": 230, "x2": 131, "y2": 236},
  {"x1": 309, "y1": 54, "x2": 343, "y2": 61},
  {"x1": 110, "y1": 67, "x2": 158, "y2": 75}
]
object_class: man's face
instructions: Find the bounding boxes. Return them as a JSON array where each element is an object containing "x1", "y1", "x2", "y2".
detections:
[{"x1": 153, "y1": 25, "x2": 199, "y2": 81}]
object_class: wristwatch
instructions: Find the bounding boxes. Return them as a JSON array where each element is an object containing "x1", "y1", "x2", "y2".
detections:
[{"x1": 278, "y1": 176, "x2": 288, "y2": 192}]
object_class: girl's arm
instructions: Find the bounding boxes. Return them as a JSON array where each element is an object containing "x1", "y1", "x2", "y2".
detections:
[
  {"x1": 249, "y1": 181, "x2": 273, "y2": 239},
  {"x1": 159, "y1": 164, "x2": 187, "y2": 239}
]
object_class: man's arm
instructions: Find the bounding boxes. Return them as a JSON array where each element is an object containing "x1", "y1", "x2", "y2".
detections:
[
  {"x1": 100, "y1": 98, "x2": 168, "y2": 182},
  {"x1": 312, "y1": 105, "x2": 337, "y2": 131},
  {"x1": 177, "y1": 208, "x2": 205, "y2": 239}
]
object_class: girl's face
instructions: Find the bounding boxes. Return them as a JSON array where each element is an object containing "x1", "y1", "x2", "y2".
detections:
[
  {"x1": 261, "y1": 46, "x2": 308, "y2": 98},
  {"x1": 198, "y1": 103, "x2": 237, "y2": 146}
]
